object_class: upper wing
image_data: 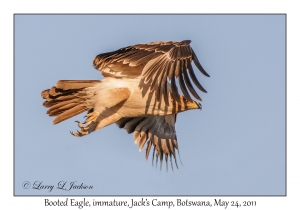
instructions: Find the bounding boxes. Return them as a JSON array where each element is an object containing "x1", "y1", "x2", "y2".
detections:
[
  {"x1": 116, "y1": 115, "x2": 180, "y2": 171},
  {"x1": 93, "y1": 40, "x2": 209, "y2": 104}
]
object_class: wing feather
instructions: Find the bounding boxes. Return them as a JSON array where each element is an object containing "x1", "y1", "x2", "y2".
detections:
[
  {"x1": 178, "y1": 60, "x2": 193, "y2": 102},
  {"x1": 187, "y1": 62, "x2": 207, "y2": 94},
  {"x1": 93, "y1": 40, "x2": 209, "y2": 103},
  {"x1": 170, "y1": 67, "x2": 181, "y2": 102},
  {"x1": 116, "y1": 115, "x2": 180, "y2": 170},
  {"x1": 182, "y1": 61, "x2": 202, "y2": 101},
  {"x1": 191, "y1": 48, "x2": 210, "y2": 77},
  {"x1": 157, "y1": 63, "x2": 170, "y2": 105}
]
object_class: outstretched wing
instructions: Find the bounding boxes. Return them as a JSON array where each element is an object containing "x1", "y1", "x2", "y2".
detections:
[
  {"x1": 116, "y1": 115, "x2": 180, "y2": 171},
  {"x1": 93, "y1": 40, "x2": 209, "y2": 104}
]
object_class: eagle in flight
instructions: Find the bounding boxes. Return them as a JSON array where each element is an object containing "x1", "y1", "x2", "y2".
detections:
[{"x1": 41, "y1": 40, "x2": 210, "y2": 170}]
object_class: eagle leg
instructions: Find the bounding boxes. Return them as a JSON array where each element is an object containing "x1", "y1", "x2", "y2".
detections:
[
  {"x1": 70, "y1": 87, "x2": 131, "y2": 137},
  {"x1": 85, "y1": 111, "x2": 100, "y2": 124},
  {"x1": 70, "y1": 111, "x2": 100, "y2": 137}
]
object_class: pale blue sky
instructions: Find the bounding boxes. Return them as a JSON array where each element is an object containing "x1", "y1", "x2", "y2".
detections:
[{"x1": 14, "y1": 14, "x2": 285, "y2": 196}]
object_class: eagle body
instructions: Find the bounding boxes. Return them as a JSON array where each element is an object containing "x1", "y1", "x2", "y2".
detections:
[{"x1": 41, "y1": 40, "x2": 209, "y2": 170}]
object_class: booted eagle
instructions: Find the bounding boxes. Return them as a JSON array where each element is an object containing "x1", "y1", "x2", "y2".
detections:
[{"x1": 41, "y1": 40, "x2": 209, "y2": 170}]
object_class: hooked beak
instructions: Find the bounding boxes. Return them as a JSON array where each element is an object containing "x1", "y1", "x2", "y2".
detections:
[{"x1": 197, "y1": 102, "x2": 202, "y2": 110}]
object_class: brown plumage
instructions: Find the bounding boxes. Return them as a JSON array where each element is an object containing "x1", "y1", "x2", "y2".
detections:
[{"x1": 41, "y1": 40, "x2": 209, "y2": 170}]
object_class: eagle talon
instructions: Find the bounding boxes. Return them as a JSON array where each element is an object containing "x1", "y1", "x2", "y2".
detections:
[
  {"x1": 70, "y1": 128, "x2": 89, "y2": 137},
  {"x1": 70, "y1": 130, "x2": 81, "y2": 137},
  {"x1": 71, "y1": 112, "x2": 99, "y2": 137},
  {"x1": 75, "y1": 120, "x2": 85, "y2": 129}
]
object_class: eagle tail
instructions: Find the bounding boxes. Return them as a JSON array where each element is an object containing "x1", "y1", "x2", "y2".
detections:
[{"x1": 41, "y1": 80, "x2": 101, "y2": 124}]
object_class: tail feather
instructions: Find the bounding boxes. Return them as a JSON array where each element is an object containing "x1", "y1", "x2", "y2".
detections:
[
  {"x1": 47, "y1": 102, "x2": 80, "y2": 116},
  {"x1": 41, "y1": 80, "x2": 100, "y2": 124},
  {"x1": 56, "y1": 80, "x2": 100, "y2": 90},
  {"x1": 43, "y1": 95, "x2": 76, "y2": 107},
  {"x1": 52, "y1": 105, "x2": 87, "y2": 124},
  {"x1": 47, "y1": 99, "x2": 81, "y2": 114}
]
